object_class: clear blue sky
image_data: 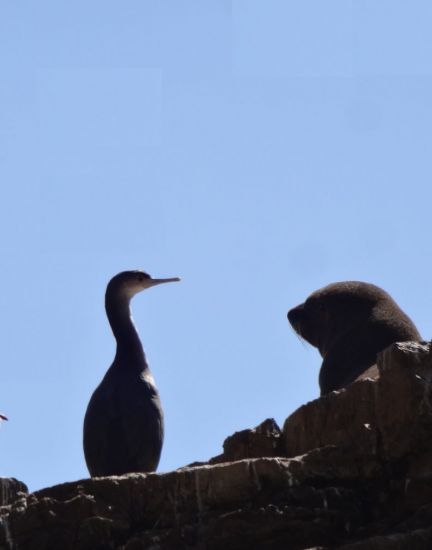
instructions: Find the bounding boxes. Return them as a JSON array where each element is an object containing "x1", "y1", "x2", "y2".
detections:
[{"x1": 1, "y1": 1, "x2": 432, "y2": 492}]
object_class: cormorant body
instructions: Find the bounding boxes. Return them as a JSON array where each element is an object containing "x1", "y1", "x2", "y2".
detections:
[{"x1": 83, "y1": 270, "x2": 179, "y2": 477}]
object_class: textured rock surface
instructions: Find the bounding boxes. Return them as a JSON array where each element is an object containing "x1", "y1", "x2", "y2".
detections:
[
  {"x1": 282, "y1": 341, "x2": 432, "y2": 461},
  {"x1": 0, "y1": 479, "x2": 28, "y2": 506},
  {"x1": 0, "y1": 457, "x2": 379, "y2": 550},
  {"x1": 2, "y1": 341, "x2": 432, "y2": 549},
  {"x1": 208, "y1": 417, "x2": 283, "y2": 464}
]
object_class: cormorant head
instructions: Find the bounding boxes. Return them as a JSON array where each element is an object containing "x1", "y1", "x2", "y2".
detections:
[{"x1": 106, "y1": 270, "x2": 180, "y2": 301}]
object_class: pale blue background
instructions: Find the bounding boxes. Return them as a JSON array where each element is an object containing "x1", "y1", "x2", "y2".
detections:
[{"x1": 1, "y1": 1, "x2": 432, "y2": 491}]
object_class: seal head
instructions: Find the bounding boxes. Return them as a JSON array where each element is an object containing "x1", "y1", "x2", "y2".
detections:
[{"x1": 288, "y1": 281, "x2": 421, "y2": 395}]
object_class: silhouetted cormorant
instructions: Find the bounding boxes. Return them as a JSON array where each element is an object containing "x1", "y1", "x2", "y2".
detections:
[{"x1": 83, "y1": 270, "x2": 179, "y2": 477}]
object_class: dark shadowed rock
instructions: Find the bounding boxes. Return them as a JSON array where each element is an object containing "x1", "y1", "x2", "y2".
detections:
[
  {"x1": 283, "y1": 377, "x2": 378, "y2": 461},
  {"x1": 338, "y1": 528, "x2": 432, "y2": 549},
  {"x1": 0, "y1": 478, "x2": 28, "y2": 506},
  {"x1": 375, "y1": 341, "x2": 432, "y2": 459},
  {"x1": 283, "y1": 341, "x2": 432, "y2": 463},
  {"x1": 209, "y1": 418, "x2": 283, "y2": 464},
  {"x1": 0, "y1": 458, "x2": 369, "y2": 550}
]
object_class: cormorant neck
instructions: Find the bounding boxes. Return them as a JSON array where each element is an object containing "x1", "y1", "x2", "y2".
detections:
[{"x1": 105, "y1": 292, "x2": 148, "y2": 371}]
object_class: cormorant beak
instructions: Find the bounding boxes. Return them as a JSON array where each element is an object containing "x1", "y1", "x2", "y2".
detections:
[{"x1": 146, "y1": 277, "x2": 181, "y2": 288}]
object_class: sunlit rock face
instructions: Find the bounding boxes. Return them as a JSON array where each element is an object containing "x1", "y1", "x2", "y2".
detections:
[{"x1": 3, "y1": 342, "x2": 432, "y2": 549}]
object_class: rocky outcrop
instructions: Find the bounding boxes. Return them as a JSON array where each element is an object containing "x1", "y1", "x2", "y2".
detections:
[
  {"x1": 0, "y1": 479, "x2": 28, "y2": 507},
  {"x1": 2, "y1": 341, "x2": 432, "y2": 549},
  {"x1": 207, "y1": 417, "x2": 283, "y2": 465},
  {"x1": 283, "y1": 341, "x2": 432, "y2": 462}
]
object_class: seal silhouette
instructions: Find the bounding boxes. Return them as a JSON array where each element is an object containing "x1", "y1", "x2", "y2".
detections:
[{"x1": 288, "y1": 281, "x2": 421, "y2": 395}]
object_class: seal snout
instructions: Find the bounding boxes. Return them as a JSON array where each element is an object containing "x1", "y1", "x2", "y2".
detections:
[{"x1": 287, "y1": 305, "x2": 304, "y2": 330}]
